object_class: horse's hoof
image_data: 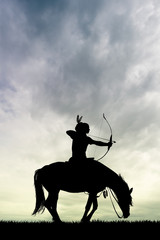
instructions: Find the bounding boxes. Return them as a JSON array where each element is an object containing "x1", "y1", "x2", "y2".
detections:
[
  {"x1": 81, "y1": 218, "x2": 90, "y2": 223},
  {"x1": 52, "y1": 218, "x2": 63, "y2": 223}
]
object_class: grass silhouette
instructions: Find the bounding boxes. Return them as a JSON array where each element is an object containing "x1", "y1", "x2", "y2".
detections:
[{"x1": 1, "y1": 220, "x2": 160, "y2": 238}]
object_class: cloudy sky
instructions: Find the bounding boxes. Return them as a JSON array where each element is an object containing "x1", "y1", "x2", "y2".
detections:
[{"x1": 1, "y1": 0, "x2": 160, "y2": 222}]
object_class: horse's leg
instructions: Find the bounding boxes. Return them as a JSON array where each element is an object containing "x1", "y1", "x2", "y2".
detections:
[
  {"x1": 83, "y1": 195, "x2": 98, "y2": 222},
  {"x1": 45, "y1": 190, "x2": 61, "y2": 222},
  {"x1": 51, "y1": 191, "x2": 61, "y2": 222},
  {"x1": 81, "y1": 194, "x2": 93, "y2": 222},
  {"x1": 45, "y1": 195, "x2": 54, "y2": 218}
]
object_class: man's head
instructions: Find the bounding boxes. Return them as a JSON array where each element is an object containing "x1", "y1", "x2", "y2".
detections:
[{"x1": 75, "y1": 122, "x2": 90, "y2": 134}]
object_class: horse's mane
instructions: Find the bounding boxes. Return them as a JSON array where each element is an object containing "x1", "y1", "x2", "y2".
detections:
[
  {"x1": 118, "y1": 174, "x2": 133, "y2": 206},
  {"x1": 118, "y1": 174, "x2": 128, "y2": 187}
]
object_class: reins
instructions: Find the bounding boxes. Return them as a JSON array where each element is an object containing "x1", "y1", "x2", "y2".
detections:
[
  {"x1": 84, "y1": 188, "x2": 123, "y2": 219},
  {"x1": 108, "y1": 188, "x2": 123, "y2": 219}
]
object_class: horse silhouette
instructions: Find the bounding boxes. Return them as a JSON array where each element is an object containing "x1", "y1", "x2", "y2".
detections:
[{"x1": 32, "y1": 160, "x2": 133, "y2": 222}]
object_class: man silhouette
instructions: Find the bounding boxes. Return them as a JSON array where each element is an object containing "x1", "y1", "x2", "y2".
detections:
[{"x1": 66, "y1": 116, "x2": 112, "y2": 163}]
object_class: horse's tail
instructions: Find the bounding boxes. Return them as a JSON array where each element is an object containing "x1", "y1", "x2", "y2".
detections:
[{"x1": 32, "y1": 169, "x2": 45, "y2": 215}]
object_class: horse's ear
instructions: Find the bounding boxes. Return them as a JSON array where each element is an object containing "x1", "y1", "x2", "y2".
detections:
[{"x1": 129, "y1": 188, "x2": 133, "y2": 194}]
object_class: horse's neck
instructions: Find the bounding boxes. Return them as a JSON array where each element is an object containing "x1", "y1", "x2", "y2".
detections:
[{"x1": 104, "y1": 167, "x2": 121, "y2": 196}]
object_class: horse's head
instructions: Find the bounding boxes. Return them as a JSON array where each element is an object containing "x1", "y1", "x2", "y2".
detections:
[{"x1": 116, "y1": 175, "x2": 133, "y2": 219}]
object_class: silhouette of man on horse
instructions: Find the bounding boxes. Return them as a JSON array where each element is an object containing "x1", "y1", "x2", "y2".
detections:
[
  {"x1": 66, "y1": 115, "x2": 112, "y2": 164},
  {"x1": 32, "y1": 115, "x2": 133, "y2": 222}
]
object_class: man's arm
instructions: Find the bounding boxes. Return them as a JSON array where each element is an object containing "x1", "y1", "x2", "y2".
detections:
[{"x1": 91, "y1": 139, "x2": 112, "y2": 147}]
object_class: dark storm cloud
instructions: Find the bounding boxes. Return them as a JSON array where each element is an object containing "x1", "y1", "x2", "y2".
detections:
[
  {"x1": 1, "y1": 0, "x2": 159, "y2": 129},
  {"x1": 13, "y1": 0, "x2": 137, "y2": 119},
  {"x1": 1, "y1": 0, "x2": 159, "y2": 137}
]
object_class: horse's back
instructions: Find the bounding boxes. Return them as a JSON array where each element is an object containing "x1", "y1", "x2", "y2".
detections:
[
  {"x1": 36, "y1": 160, "x2": 119, "y2": 193},
  {"x1": 40, "y1": 160, "x2": 117, "y2": 178},
  {"x1": 39, "y1": 160, "x2": 118, "y2": 188}
]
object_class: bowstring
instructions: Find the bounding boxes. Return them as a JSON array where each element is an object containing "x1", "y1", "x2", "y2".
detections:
[
  {"x1": 92, "y1": 117, "x2": 103, "y2": 158},
  {"x1": 88, "y1": 114, "x2": 114, "y2": 160}
]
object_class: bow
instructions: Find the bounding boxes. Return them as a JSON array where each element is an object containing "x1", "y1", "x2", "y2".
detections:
[{"x1": 96, "y1": 113, "x2": 115, "y2": 161}]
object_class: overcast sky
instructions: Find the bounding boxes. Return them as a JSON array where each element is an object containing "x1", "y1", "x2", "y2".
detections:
[{"x1": 1, "y1": 0, "x2": 160, "y2": 222}]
